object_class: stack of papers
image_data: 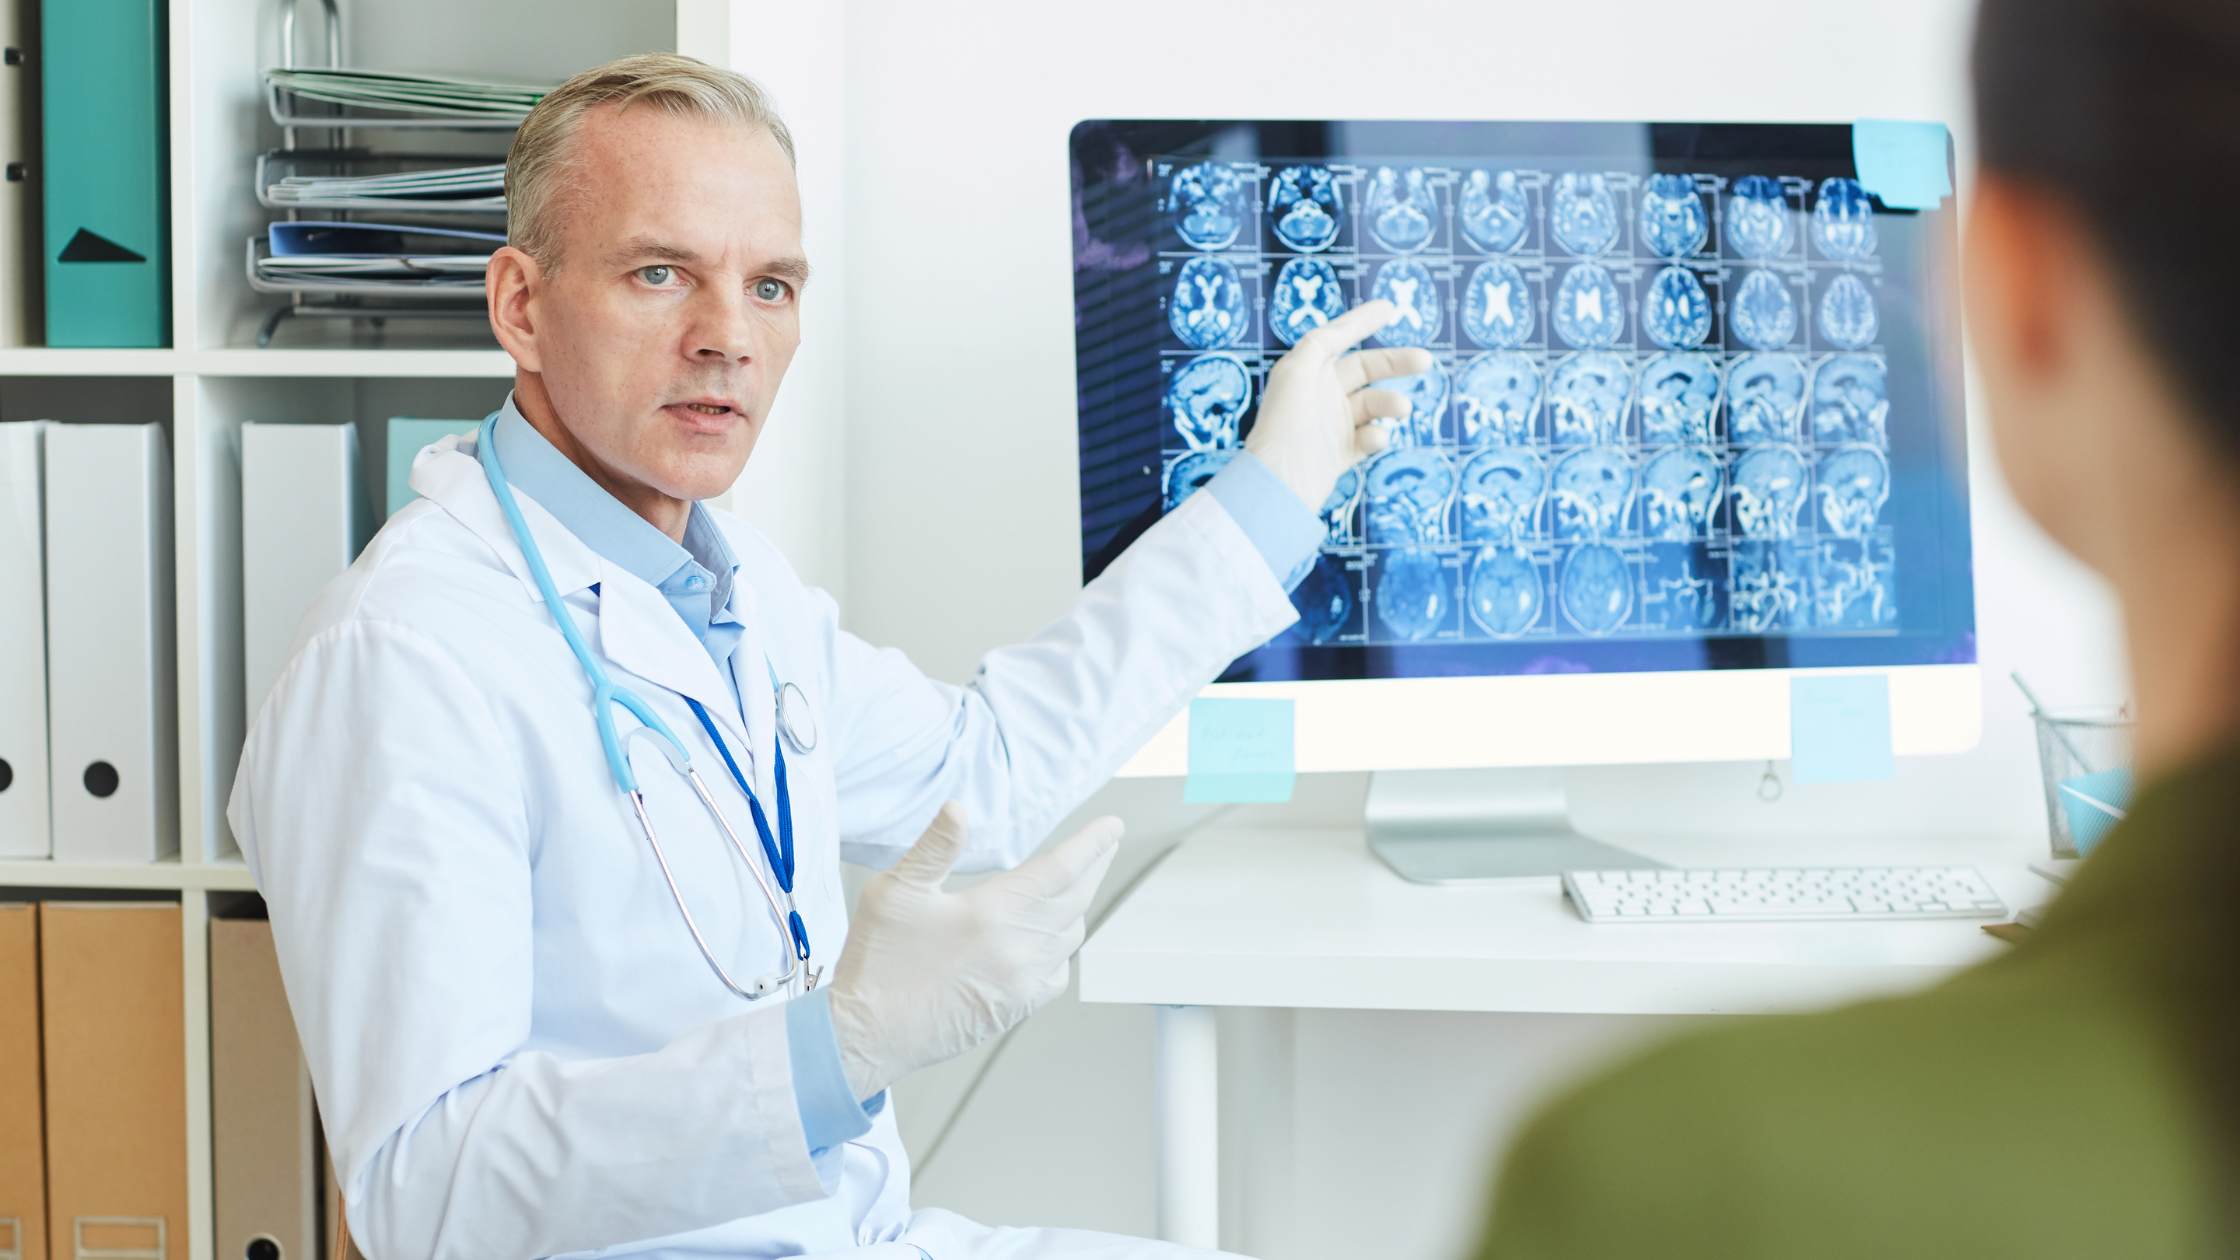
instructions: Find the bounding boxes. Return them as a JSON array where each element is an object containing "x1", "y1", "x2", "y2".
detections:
[
  {"x1": 265, "y1": 68, "x2": 552, "y2": 120},
  {"x1": 264, "y1": 162, "x2": 506, "y2": 211},
  {"x1": 255, "y1": 221, "x2": 503, "y2": 287}
]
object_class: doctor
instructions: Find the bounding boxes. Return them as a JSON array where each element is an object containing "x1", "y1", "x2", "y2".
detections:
[{"x1": 231, "y1": 53, "x2": 1424, "y2": 1260}]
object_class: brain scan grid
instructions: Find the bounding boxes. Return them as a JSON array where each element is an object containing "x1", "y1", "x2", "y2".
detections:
[{"x1": 1145, "y1": 156, "x2": 1903, "y2": 648}]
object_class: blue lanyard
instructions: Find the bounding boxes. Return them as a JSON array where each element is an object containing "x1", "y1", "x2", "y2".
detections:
[{"x1": 682, "y1": 695, "x2": 809, "y2": 963}]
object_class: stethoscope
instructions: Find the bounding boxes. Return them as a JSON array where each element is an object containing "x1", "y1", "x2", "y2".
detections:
[{"x1": 476, "y1": 413, "x2": 820, "y2": 1000}]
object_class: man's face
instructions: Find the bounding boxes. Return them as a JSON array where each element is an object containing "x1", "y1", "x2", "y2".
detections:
[{"x1": 507, "y1": 107, "x2": 805, "y2": 503}]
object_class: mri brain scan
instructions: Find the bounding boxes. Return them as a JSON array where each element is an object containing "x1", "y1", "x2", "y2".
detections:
[
  {"x1": 1549, "y1": 351, "x2": 1632, "y2": 445},
  {"x1": 1268, "y1": 257, "x2": 1347, "y2": 346},
  {"x1": 1731, "y1": 542, "x2": 1809, "y2": 632},
  {"x1": 1642, "y1": 547, "x2": 1720, "y2": 630},
  {"x1": 1810, "y1": 354, "x2": 1889, "y2": 446},
  {"x1": 1550, "y1": 173, "x2": 1619, "y2": 256},
  {"x1": 1456, "y1": 351, "x2": 1541, "y2": 446},
  {"x1": 1811, "y1": 177, "x2": 1878, "y2": 261},
  {"x1": 1638, "y1": 173, "x2": 1708, "y2": 257},
  {"x1": 1170, "y1": 162, "x2": 1249, "y2": 250},
  {"x1": 1371, "y1": 259, "x2": 1442, "y2": 347},
  {"x1": 1289, "y1": 554, "x2": 1355, "y2": 644},
  {"x1": 1460, "y1": 446, "x2": 1546, "y2": 541},
  {"x1": 1375, "y1": 360, "x2": 1451, "y2": 447},
  {"x1": 1166, "y1": 354, "x2": 1252, "y2": 449},
  {"x1": 1639, "y1": 352, "x2": 1720, "y2": 445},
  {"x1": 1729, "y1": 269, "x2": 1797, "y2": 350},
  {"x1": 1561, "y1": 543, "x2": 1632, "y2": 634},
  {"x1": 1375, "y1": 548, "x2": 1450, "y2": 640},
  {"x1": 1816, "y1": 538, "x2": 1896, "y2": 627},
  {"x1": 1727, "y1": 353, "x2": 1807, "y2": 445},
  {"x1": 1552, "y1": 446, "x2": 1634, "y2": 539},
  {"x1": 1552, "y1": 263, "x2": 1625, "y2": 349},
  {"x1": 1269, "y1": 165, "x2": 1344, "y2": 252},
  {"x1": 1730, "y1": 444, "x2": 1808, "y2": 539},
  {"x1": 1460, "y1": 169, "x2": 1531, "y2": 253},
  {"x1": 1642, "y1": 265, "x2": 1712, "y2": 349},
  {"x1": 1818, "y1": 273, "x2": 1879, "y2": 349},
  {"x1": 1816, "y1": 444, "x2": 1890, "y2": 537},
  {"x1": 1319, "y1": 465, "x2": 1362, "y2": 543},
  {"x1": 1366, "y1": 166, "x2": 1440, "y2": 253},
  {"x1": 1462, "y1": 259, "x2": 1536, "y2": 349},
  {"x1": 1365, "y1": 447, "x2": 1456, "y2": 545},
  {"x1": 1468, "y1": 546, "x2": 1542, "y2": 636},
  {"x1": 1640, "y1": 446, "x2": 1722, "y2": 539},
  {"x1": 1726, "y1": 175, "x2": 1794, "y2": 259},
  {"x1": 1170, "y1": 256, "x2": 1249, "y2": 349},
  {"x1": 1164, "y1": 448, "x2": 1235, "y2": 511}
]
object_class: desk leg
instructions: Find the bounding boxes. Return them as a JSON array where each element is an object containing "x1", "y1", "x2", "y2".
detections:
[{"x1": 1154, "y1": 1005, "x2": 1219, "y2": 1249}]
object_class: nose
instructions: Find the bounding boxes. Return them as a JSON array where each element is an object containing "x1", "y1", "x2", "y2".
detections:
[{"x1": 689, "y1": 279, "x2": 757, "y2": 364}]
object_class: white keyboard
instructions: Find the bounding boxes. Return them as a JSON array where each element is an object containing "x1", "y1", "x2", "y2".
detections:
[{"x1": 1563, "y1": 865, "x2": 2008, "y2": 923}]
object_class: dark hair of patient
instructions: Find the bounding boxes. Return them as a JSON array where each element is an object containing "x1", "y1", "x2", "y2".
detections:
[{"x1": 1973, "y1": 0, "x2": 2240, "y2": 1184}]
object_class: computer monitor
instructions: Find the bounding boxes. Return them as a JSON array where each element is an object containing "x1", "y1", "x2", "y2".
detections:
[{"x1": 1069, "y1": 120, "x2": 1977, "y2": 880}]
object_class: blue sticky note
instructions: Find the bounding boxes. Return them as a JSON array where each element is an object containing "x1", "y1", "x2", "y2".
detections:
[
  {"x1": 1790, "y1": 674, "x2": 1895, "y2": 784},
  {"x1": 2057, "y1": 768, "x2": 2133, "y2": 855},
  {"x1": 1184, "y1": 698, "x2": 1295, "y2": 803},
  {"x1": 386, "y1": 417, "x2": 482, "y2": 518},
  {"x1": 1853, "y1": 120, "x2": 1953, "y2": 211}
]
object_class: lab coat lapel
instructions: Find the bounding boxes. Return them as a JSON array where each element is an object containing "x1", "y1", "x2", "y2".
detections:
[
  {"x1": 596, "y1": 567, "x2": 752, "y2": 750},
  {"x1": 410, "y1": 434, "x2": 602, "y2": 604}
]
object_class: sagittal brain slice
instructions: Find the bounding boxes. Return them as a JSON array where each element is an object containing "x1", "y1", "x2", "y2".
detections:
[
  {"x1": 1550, "y1": 172, "x2": 1620, "y2": 256},
  {"x1": 1810, "y1": 354, "x2": 1889, "y2": 446},
  {"x1": 1376, "y1": 548, "x2": 1450, "y2": 640},
  {"x1": 1319, "y1": 465, "x2": 1362, "y2": 543},
  {"x1": 1164, "y1": 448, "x2": 1236, "y2": 511},
  {"x1": 1167, "y1": 354, "x2": 1252, "y2": 450},
  {"x1": 1811, "y1": 177, "x2": 1878, "y2": 261},
  {"x1": 1641, "y1": 446, "x2": 1723, "y2": 539},
  {"x1": 1365, "y1": 447, "x2": 1457, "y2": 545},
  {"x1": 1374, "y1": 360, "x2": 1451, "y2": 447},
  {"x1": 1269, "y1": 165, "x2": 1344, "y2": 252},
  {"x1": 1460, "y1": 169, "x2": 1531, "y2": 253},
  {"x1": 1268, "y1": 257, "x2": 1347, "y2": 346},
  {"x1": 1169, "y1": 256, "x2": 1249, "y2": 349},
  {"x1": 1816, "y1": 444, "x2": 1890, "y2": 537},
  {"x1": 1728, "y1": 353, "x2": 1807, "y2": 444},
  {"x1": 1730, "y1": 444, "x2": 1808, "y2": 539},
  {"x1": 1371, "y1": 258, "x2": 1442, "y2": 348},
  {"x1": 1461, "y1": 446, "x2": 1547, "y2": 541},
  {"x1": 1729, "y1": 269, "x2": 1797, "y2": 350},
  {"x1": 1549, "y1": 352, "x2": 1632, "y2": 445},
  {"x1": 1468, "y1": 546, "x2": 1543, "y2": 636},
  {"x1": 1562, "y1": 543, "x2": 1633, "y2": 634},
  {"x1": 1171, "y1": 161, "x2": 1249, "y2": 250},
  {"x1": 1642, "y1": 265, "x2": 1712, "y2": 349},
  {"x1": 1639, "y1": 352, "x2": 1721, "y2": 445},
  {"x1": 1639, "y1": 173, "x2": 1709, "y2": 257},
  {"x1": 1552, "y1": 446, "x2": 1634, "y2": 539},
  {"x1": 1462, "y1": 259, "x2": 1536, "y2": 349},
  {"x1": 1367, "y1": 166, "x2": 1440, "y2": 253},
  {"x1": 1727, "y1": 175, "x2": 1794, "y2": 259},
  {"x1": 1818, "y1": 273, "x2": 1879, "y2": 349},
  {"x1": 1552, "y1": 263, "x2": 1625, "y2": 349},
  {"x1": 1456, "y1": 351, "x2": 1542, "y2": 446}
]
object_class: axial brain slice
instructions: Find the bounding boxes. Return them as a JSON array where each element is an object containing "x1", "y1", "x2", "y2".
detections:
[
  {"x1": 1461, "y1": 447, "x2": 1546, "y2": 541},
  {"x1": 1727, "y1": 175, "x2": 1794, "y2": 259},
  {"x1": 1550, "y1": 172, "x2": 1619, "y2": 255},
  {"x1": 1170, "y1": 257, "x2": 1248, "y2": 349},
  {"x1": 1468, "y1": 546, "x2": 1542, "y2": 636},
  {"x1": 1639, "y1": 174, "x2": 1708, "y2": 257},
  {"x1": 1552, "y1": 263, "x2": 1625, "y2": 349},
  {"x1": 1269, "y1": 257, "x2": 1347, "y2": 346},
  {"x1": 1730, "y1": 269, "x2": 1797, "y2": 350},
  {"x1": 1730, "y1": 445, "x2": 1808, "y2": 538},
  {"x1": 1269, "y1": 165, "x2": 1344, "y2": 252},
  {"x1": 1463, "y1": 260, "x2": 1536, "y2": 349},
  {"x1": 1641, "y1": 446, "x2": 1723, "y2": 539},
  {"x1": 1371, "y1": 259, "x2": 1442, "y2": 347},
  {"x1": 1818, "y1": 273, "x2": 1879, "y2": 349},
  {"x1": 1549, "y1": 352, "x2": 1632, "y2": 445},
  {"x1": 1642, "y1": 266, "x2": 1712, "y2": 349},
  {"x1": 1367, "y1": 166, "x2": 1440, "y2": 253},
  {"x1": 1561, "y1": 543, "x2": 1632, "y2": 634},
  {"x1": 1461, "y1": 169, "x2": 1531, "y2": 253},
  {"x1": 1167, "y1": 354, "x2": 1252, "y2": 449},
  {"x1": 1456, "y1": 351, "x2": 1542, "y2": 446},
  {"x1": 1811, "y1": 177, "x2": 1878, "y2": 261},
  {"x1": 1376, "y1": 548, "x2": 1449, "y2": 640},
  {"x1": 1289, "y1": 555, "x2": 1354, "y2": 644},
  {"x1": 1727, "y1": 353, "x2": 1807, "y2": 444},
  {"x1": 1171, "y1": 162, "x2": 1248, "y2": 250},
  {"x1": 1640, "y1": 352, "x2": 1720, "y2": 445},
  {"x1": 1810, "y1": 354, "x2": 1889, "y2": 446}
]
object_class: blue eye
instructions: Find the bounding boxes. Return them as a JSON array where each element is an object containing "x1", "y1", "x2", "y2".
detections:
[
  {"x1": 640, "y1": 265, "x2": 673, "y2": 285},
  {"x1": 755, "y1": 278, "x2": 788, "y2": 302}
]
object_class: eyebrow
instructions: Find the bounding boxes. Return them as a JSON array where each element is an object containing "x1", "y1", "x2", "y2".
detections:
[{"x1": 606, "y1": 237, "x2": 813, "y2": 287}]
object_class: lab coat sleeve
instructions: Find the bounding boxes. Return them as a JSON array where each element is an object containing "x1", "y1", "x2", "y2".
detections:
[
  {"x1": 826, "y1": 487, "x2": 1299, "y2": 870},
  {"x1": 231, "y1": 619, "x2": 828, "y2": 1260}
]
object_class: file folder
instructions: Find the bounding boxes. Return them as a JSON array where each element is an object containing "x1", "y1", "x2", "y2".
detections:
[
  {"x1": 242, "y1": 423, "x2": 369, "y2": 717},
  {"x1": 41, "y1": 0, "x2": 168, "y2": 346},
  {"x1": 45, "y1": 423, "x2": 176, "y2": 862},
  {"x1": 0, "y1": 0, "x2": 36, "y2": 344},
  {"x1": 41, "y1": 902, "x2": 187, "y2": 1260},
  {"x1": 0, "y1": 422, "x2": 48, "y2": 857},
  {"x1": 0, "y1": 904, "x2": 45, "y2": 1260},
  {"x1": 211, "y1": 918, "x2": 316, "y2": 1260}
]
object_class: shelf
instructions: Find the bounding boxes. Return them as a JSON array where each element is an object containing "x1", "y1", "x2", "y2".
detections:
[
  {"x1": 0, "y1": 858, "x2": 259, "y2": 891},
  {"x1": 0, "y1": 346, "x2": 516, "y2": 378},
  {"x1": 0, "y1": 347, "x2": 183, "y2": 375}
]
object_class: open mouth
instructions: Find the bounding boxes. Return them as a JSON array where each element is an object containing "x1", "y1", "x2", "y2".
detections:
[{"x1": 683, "y1": 402, "x2": 731, "y2": 415}]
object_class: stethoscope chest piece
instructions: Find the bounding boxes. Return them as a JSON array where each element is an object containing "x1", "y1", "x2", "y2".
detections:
[{"x1": 777, "y1": 679, "x2": 818, "y2": 753}]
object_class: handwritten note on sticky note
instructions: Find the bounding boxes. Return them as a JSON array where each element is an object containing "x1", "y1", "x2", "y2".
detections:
[
  {"x1": 1791, "y1": 675, "x2": 1895, "y2": 784},
  {"x1": 1853, "y1": 120, "x2": 1953, "y2": 211},
  {"x1": 1185, "y1": 698, "x2": 1295, "y2": 803}
]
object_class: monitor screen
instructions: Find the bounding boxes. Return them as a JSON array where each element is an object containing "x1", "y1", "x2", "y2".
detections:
[{"x1": 1070, "y1": 121, "x2": 1974, "y2": 685}]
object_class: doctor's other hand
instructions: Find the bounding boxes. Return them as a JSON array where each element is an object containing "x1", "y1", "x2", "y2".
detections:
[
  {"x1": 827, "y1": 802, "x2": 1123, "y2": 1101},
  {"x1": 1245, "y1": 298, "x2": 1434, "y2": 512}
]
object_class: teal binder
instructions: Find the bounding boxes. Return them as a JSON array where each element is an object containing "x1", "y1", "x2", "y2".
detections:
[{"x1": 42, "y1": 0, "x2": 167, "y2": 347}]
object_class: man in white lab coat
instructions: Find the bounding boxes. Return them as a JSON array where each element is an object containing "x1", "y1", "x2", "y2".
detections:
[{"x1": 231, "y1": 54, "x2": 1423, "y2": 1260}]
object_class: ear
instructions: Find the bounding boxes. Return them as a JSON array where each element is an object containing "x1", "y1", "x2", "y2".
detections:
[{"x1": 486, "y1": 245, "x2": 546, "y2": 374}]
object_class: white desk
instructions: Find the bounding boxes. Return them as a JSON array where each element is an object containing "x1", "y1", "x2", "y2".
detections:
[{"x1": 1077, "y1": 825, "x2": 2056, "y2": 1247}]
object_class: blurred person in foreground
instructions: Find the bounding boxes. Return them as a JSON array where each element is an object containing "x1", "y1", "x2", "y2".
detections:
[{"x1": 1473, "y1": 1, "x2": 2240, "y2": 1256}]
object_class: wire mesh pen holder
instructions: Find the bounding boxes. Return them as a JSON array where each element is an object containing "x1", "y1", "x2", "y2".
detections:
[{"x1": 2032, "y1": 706, "x2": 2133, "y2": 858}]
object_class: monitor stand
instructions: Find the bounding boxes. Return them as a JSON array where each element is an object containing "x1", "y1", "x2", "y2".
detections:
[{"x1": 1364, "y1": 768, "x2": 1664, "y2": 884}]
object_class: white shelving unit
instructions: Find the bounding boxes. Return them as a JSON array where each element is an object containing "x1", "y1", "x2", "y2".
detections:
[{"x1": 0, "y1": 4, "x2": 716, "y2": 1258}]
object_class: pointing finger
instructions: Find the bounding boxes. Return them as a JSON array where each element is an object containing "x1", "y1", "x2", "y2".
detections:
[
  {"x1": 1334, "y1": 346, "x2": 1435, "y2": 394},
  {"x1": 1291, "y1": 300, "x2": 1398, "y2": 364}
]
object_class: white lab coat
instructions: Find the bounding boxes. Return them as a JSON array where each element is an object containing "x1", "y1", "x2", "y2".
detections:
[{"x1": 230, "y1": 432, "x2": 1295, "y2": 1260}]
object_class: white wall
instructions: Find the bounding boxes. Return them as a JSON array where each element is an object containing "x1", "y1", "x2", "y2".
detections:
[{"x1": 735, "y1": 2, "x2": 2133, "y2": 1258}]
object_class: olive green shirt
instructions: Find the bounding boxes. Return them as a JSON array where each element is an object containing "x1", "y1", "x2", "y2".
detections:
[{"x1": 1476, "y1": 751, "x2": 2237, "y2": 1260}]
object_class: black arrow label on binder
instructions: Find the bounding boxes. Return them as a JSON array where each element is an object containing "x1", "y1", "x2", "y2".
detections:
[{"x1": 58, "y1": 227, "x2": 145, "y2": 263}]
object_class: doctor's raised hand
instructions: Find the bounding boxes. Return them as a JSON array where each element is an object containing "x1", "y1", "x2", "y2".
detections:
[{"x1": 1246, "y1": 298, "x2": 1434, "y2": 511}]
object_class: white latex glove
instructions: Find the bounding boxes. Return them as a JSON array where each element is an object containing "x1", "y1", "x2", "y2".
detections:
[
  {"x1": 1245, "y1": 298, "x2": 1436, "y2": 512},
  {"x1": 827, "y1": 802, "x2": 1123, "y2": 1100}
]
